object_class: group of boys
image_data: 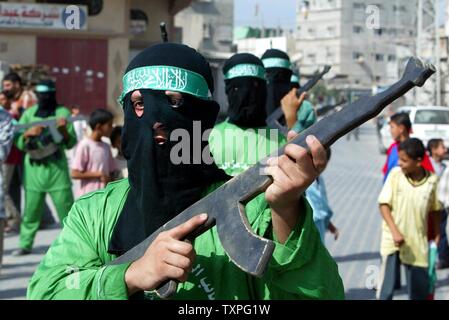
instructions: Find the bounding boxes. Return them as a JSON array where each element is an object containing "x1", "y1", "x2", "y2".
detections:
[{"x1": 378, "y1": 112, "x2": 449, "y2": 300}]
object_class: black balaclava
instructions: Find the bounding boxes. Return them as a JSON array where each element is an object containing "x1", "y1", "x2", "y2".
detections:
[
  {"x1": 261, "y1": 49, "x2": 293, "y2": 115},
  {"x1": 223, "y1": 53, "x2": 267, "y2": 128},
  {"x1": 35, "y1": 80, "x2": 58, "y2": 118},
  {"x1": 109, "y1": 43, "x2": 230, "y2": 255}
]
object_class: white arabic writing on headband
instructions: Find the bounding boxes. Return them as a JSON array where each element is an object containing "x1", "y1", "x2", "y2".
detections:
[{"x1": 125, "y1": 66, "x2": 188, "y2": 92}]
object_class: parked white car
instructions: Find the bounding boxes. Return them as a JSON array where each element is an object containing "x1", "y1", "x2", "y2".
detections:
[{"x1": 378, "y1": 106, "x2": 449, "y2": 154}]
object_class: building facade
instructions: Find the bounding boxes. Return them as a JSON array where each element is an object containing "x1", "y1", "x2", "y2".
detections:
[
  {"x1": 0, "y1": 0, "x2": 193, "y2": 120},
  {"x1": 296, "y1": 0, "x2": 417, "y2": 95},
  {"x1": 174, "y1": 0, "x2": 234, "y2": 116}
]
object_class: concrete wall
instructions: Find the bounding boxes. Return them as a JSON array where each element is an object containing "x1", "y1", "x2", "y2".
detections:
[
  {"x1": 175, "y1": 0, "x2": 234, "y2": 53},
  {"x1": 296, "y1": 0, "x2": 417, "y2": 89},
  {"x1": 88, "y1": 0, "x2": 128, "y2": 34},
  {"x1": 0, "y1": 34, "x2": 36, "y2": 65},
  {"x1": 107, "y1": 37, "x2": 129, "y2": 123}
]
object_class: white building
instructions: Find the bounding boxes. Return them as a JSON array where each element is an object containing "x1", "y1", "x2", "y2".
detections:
[
  {"x1": 296, "y1": 0, "x2": 417, "y2": 95},
  {"x1": 175, "y1": 0, "x2": 234, "y2": 114}
]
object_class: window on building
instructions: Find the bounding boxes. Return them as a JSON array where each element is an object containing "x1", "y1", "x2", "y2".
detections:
[
  {"x1": 353, "y1": 2, "x2": 364, "y2": 9},
  {"x1": 353, "y1": 52, "x2": 363, "y2": 61},
  {"x1": 203, "y1": 23, "x2": 212, "y2": 39},
  {"x1": 307, "y1": 53, "x2": 316, "y2": 64},
  {"x1": 327, "y1": 26, "x2": 336, "y2": 37},
  {"x1": 308, "y1": 28, "x2": 316, "y2": 37},
  {"x1": 37, "y1": 0, "x2": 103, "y2": 15},
  {"x1": 374, "y1": 28, "x2": 383, "y2": 36},
  {"x1": 393, "y1": 5, "x2": 406, "y2": 12},
  {"x1": 388, "y1": 54, "x2": 396, "y2": 62},
  {"x1": 376, "y1": 76, "x2": 381, "y2": 82},
  {"x1": 375, "y1": 54, "x2": 384, "y2": 61},
  {"x1": 353, "y1": 26, "x2": 363, "y2": 34}
]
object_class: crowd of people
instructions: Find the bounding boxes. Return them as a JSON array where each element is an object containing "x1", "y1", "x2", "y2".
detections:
[
  {"x1": 0, "y1": 73, "x2": 127, "y2": 262},
  {"x1": 0, "y1": 41, "x2": 447, "y2": 300}
]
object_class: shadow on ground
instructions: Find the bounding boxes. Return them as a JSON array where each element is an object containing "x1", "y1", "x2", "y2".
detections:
[{"x1": 334, "y1": 252, "x2": 380, "y2": 263}]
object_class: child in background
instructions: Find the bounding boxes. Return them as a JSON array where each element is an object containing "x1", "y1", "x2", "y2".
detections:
[
  {"x1": 110, "y1": 126, "x2": 128, "y2": 180},
  {"x1": 377, "y1": 138, "x2": 441, "y2": 300},
  {"x1": 427, "y1": 138, "x2": 447, "y2": 177},
  {"x1": 383, "y1": 113, "x2": 434, "y2": 181},
  {"x1": 71, "y1": 109, "x2": 116, "y2": 197}
]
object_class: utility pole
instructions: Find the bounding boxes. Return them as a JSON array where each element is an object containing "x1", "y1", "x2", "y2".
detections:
[
  {"x1": 416, "y1": 0, "x2": 442, "y2": 105},
  {"x1": 435, "y1": 0, "x2": 441, "y2": 105}
]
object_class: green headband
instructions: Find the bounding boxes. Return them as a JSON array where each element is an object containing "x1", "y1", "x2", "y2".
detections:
[
  {"x1": 224, "y1": 63, "x2": 266, "y2": 81},
  {"x1": 262, "y1": 57, "x2": 291, "y2": 70},
  {"x1": 291, "y1": 75, "x2": 300, "y2": 83},
  {"x1": 118, "y1": 65, "x2": 211, "y2": 105},
  {"x1": 35, "y1": 85, "x2": 55, "y2": 93}
]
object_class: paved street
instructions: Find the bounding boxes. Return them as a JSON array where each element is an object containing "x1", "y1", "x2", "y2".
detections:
[{"x1": 1, "y1": 122, "x2": 449, "y2": 300}]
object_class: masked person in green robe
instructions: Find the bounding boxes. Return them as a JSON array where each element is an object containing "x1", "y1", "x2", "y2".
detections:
[
  {"x1": 27, "y1": 43, "x2": 344, "y2": 300},
  {"x1": 262, "y1": 49, "x2": 316, "y2": 133},
  {"x1": 12, "y1": 80, "x2": 76, "y2": 256},
  {"x1": 209, "y1": 53, "x2": 287, "y2": 176}
]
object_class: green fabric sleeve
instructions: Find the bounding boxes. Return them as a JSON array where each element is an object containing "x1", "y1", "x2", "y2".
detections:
[
  {"x1": 27, "y1": 201, "x2": 130, "y2": 300},
  {"x1": 292, "y1": 100, "x2": 317, "y2": 134},
  {"x1": 245, "y1": 195, "x2": 345, "y2": 300}
]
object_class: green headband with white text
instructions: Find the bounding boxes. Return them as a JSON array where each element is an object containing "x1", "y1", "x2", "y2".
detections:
[
  {"x1": 262, "y1": 57, "x2": 291, "y2": 70},
  {"x1": 118, "y1": 65, "x2": 211, "y2": 106},
  {"x1": 35, "y1": 85, "x2": 55, "y2": 93},
  {"x1": 224, "y1": 63, "x2": 266, "y2": 81},
  {"x1": 291, "y1": 75, "x2": 300, "y2": 83}
]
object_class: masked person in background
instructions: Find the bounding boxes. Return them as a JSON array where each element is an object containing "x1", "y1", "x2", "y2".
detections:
[
  {"x1": 27, "y1": 43, "x2": 343, "y2": 300},
  {"x1": 12, "y1": 80, "x2": 76, "y2": 256},
  {"x1": 262, "y1": 49, "x2": 316, "y2": 134}
]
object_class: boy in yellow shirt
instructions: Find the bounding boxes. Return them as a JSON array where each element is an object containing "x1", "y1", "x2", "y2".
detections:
[{"x1": 377, "y1": 138, "x2": 441, "y2": 300}]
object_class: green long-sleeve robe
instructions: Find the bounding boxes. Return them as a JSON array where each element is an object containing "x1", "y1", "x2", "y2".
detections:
[{"x1": 27, "y1": 178, "x2": 344, "y2": 300}]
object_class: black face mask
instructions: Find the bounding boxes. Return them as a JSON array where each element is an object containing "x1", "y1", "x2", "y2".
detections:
[
  {"x1": 108, "y1": 89, "x2": 230, "y2": 255},
  {"x1": 226, "y1": 77, "x2": 267, "y2": 128},
  {"x1": 265, "y1": 68, "x2": 292, "y2": 116},
  {"x1": 35, "y1": 92, "x2": 57, "y2": 118}
]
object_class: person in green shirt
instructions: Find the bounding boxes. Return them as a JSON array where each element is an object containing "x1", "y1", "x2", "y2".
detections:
[
  {"x1": 27, "y1": 43, "x2": 344, "y2": 300},
  {"x1": 262, "y1": 49, "x2": 317, "y2": 133},
  {"x1": 12, "y1": 80, "x2": 76, "y2": 256}
]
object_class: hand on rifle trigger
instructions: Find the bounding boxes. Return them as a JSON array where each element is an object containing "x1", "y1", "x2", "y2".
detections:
[
  {"x1": 264, "y1": 135, "x2": 327, "y2": 213},
  {"x1": 24, "y1": 125, "x2": 44, "y2": 138},
  {"x1": 124, "y1": 214, "x2": 207, "y2": 296},
  {"x1": 281, "y1": 89, "x2": 307, "y2": 129}
]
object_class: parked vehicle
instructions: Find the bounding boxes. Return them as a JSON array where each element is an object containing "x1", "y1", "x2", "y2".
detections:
[{"x1": 378, "y1": 106, "x2": 449, "y2": 154}]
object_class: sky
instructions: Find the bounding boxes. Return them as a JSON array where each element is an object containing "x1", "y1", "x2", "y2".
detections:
[
  {"x1": 234, "y1": 0, "x2": 297, "y2": 30},
  {"x1": 234, "y1": 0, "x2": 447, "y2": 30}
]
